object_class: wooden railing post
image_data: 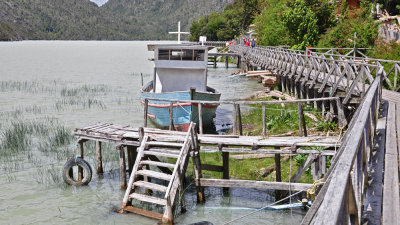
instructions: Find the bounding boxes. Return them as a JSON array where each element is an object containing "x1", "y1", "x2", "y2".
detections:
[
  {"x1": 237, "y1": 104, "x2": 243, "y2": 135},
  {"x1": 298, "y1": 102, "x2": 307, "y2": 137},
  {"x1": 233, "y1": 103, "x2": 237, "y2": 135},
  {"x1": 143, "y1": 98, "x2": 148, "y2": 127},
  {"x1": 198, "y1": 103, "x2": 203, "y2": 134},
  {"x1": 262, "y1": 103, "x2": 266, "y2": 137},
  {"x1": 169, "y1": 101, "x2": 174, "y2": 130}
]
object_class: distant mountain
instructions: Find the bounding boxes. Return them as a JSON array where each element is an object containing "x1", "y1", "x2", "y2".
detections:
[{"x1": 0, "y1": 0, "x2": 232, "y2": 41}]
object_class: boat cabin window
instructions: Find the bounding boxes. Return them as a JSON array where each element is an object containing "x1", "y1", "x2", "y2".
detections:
[{"x1": 158, "y1": 49, "x2": 205, "y2": 61}]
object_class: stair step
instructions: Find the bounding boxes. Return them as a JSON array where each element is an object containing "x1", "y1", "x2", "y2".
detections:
[
  {"x1": 140, "y1": 160, "x2": 176, "y2": 168},
  {"x1": 149, "y1": 148, "x2": 181, "y2": 154},
  {"x1": 129, "y1": 193, "x2": 167, "y2": 206},
  {"x1": 144, "y1": 150, "x2": 180, "y2": 158},
  {"x1": 147, "y1": 141, "x2": 183, "y2": 148},
  {"x1": 137, "y1": 169, "x2": 172, "y2": 181},
  {"x1": 133, "y1": 181, "x2": 168, "y2": 192}
]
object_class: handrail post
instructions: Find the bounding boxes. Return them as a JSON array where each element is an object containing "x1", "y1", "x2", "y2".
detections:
[
  {"x1": 144, "y1": 98, "x2": 148, "y2": 127},
  {"x1": 169, "y1": 101, "x2": 174, "y2": 130},
  {"x1": 198, "y1": 103, "x2": 203, "y2": 134},
  {"x1": 262, "y1": 103, "x2": 266, "y2": 137},
  {"x1": 233, "y1": 103, "x2": 237, "y2": 135}
]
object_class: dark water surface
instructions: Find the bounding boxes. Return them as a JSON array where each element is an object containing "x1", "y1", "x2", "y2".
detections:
[{"x1": 0, "y1": 41, "x2": 303, "y2": 224}]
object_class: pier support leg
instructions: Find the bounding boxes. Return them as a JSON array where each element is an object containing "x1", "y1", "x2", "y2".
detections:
[
  {"x1": 275, "y1": 150, "x2": 282, "y2": 200},
  {"x1": 214, "y1": 56, "x2": 217, "y2": 68},
  {"x1": 222, "y1": 150, "x2": 230, "y2": 194},
  {"x1": 237, "y1": 56, "x2": 240, "y2": 68},
  {"x1": 225, "y1": 56, "x2": 229, "y2": 68},
  {"x1": 127, "y1": 145, "x2": 137, "y2": 175},
  {"x1": 96, "y1": 141, "x2": 103, "y2": 174},
  {"x1": 192, "y1": 149, "x2": 205, "y2": 203},
  {"x1": 78, "y1": 140, "x2": 85, "y2": 181},
  {"x1": 119, "y1": 145, "x2": 127, "y2": 189}
]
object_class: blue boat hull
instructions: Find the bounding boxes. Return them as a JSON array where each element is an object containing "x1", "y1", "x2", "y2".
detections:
[{"x1": 141, "y1": 81, "x2": 220, "y2": 131}]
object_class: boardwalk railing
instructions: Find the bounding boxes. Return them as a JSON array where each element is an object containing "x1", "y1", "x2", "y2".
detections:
[
  {"x1": 231, "y1": 44, "x2": 400, "y2": 93},
  {"x1": 301, "y1": 71, "x2": 383, "y2": 224},
  {"x1": 143, "y1": 97, "x2": 344, "y2": 136}
]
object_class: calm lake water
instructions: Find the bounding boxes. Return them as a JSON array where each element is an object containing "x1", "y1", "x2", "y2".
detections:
[{"x1": 0, "y1": 41, "x2": 303, "y2": 224}]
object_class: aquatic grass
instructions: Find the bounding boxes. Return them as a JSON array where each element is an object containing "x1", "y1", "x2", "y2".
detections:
[
  {"x1": 0, "y1": 80, "x2": 42, "y2": 93},
  {"x1": 0, "y1": 121, "x2": 33, "y2": 155},
  {"x1": 60, "y1": 84, "x2": 110, "y2": 97},
  {"x1": 55, "y1": 97, "x2": 106, "y2": 111},
  {"x1": 34, "y1": 165, "x2": 63, "y2": 186}
]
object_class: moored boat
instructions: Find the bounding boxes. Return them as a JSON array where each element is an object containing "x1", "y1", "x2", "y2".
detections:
[{"x1": 140, "y1": 44, "x2": 221, "y2": 131}]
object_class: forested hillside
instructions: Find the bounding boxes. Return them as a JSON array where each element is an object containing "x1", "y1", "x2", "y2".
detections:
[
  {"x1": 0, "y1": 0, "x2": 232, "y2": 41},
  {"x1": 189, "y1": 0, "x2": 399, "y2": 57}
]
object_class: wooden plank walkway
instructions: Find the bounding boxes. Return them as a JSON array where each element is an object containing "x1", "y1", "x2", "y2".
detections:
[
  {"x1": 74, "y1": 123, "x2": 340, "y2": 149},
  {"x1": 381, "y1": 91, "x2": 400, "y2": 224}
]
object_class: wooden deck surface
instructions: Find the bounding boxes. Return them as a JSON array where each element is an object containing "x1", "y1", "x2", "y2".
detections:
[
  {"x1": 381, "y1": 90, "x2": 400, "y2": 224},
  {"x1": 74, "y1": 123, "x2": 340, "y2": 149}
]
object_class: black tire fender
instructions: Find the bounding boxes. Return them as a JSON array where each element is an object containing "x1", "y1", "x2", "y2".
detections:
[{"x1": 62, "y1": 157, "x2": 92, "y2": 186}]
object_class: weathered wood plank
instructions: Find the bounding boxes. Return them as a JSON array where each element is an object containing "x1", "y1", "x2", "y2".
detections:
[
  {"x1": 123, "y1": 206, "x2": 163, "y2": 220},
  {"x1": 140, "y1": 160, "x2": 176, "y2": 169},
  {"x1": 201, "y1": 164, "x2": 224, "y2": 172},
  {"x1": 199, "y1": 178, "x2": 312, "y2": 191},
  {"x1": 382, "y1": 102, "x2": 400, "y2": 224},
  {"x1": 129, "y1": 193, "x2": 167, "y2": 206},
  {"x1": 136, "y1": 170, "x2": 172, "y2": 181},
  {"x1": 133, "y1": 181, "x2": 167, "y2": 193}
]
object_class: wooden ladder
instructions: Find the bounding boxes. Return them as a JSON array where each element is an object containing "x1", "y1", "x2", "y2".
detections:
[{"x1": 121, "y1": 122, "x2": 196, "y2": 224}]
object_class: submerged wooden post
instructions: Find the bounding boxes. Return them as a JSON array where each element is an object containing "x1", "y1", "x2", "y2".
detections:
[
  {"x1": 298, "y1": 102, "x2": 307, "y2": 137},
  {"x1": 262, "y1": 103, "x2": 266, "y2": 137},
  {"x1": 237, "y1": 56, "x2": 240, "y2": 68},
  {"x1": 96, "y1": 141, "x2": 103, "y2": 174},
  {"x1": 192, "y1": 137, "x2": 205, "y2": 203},
  {"x1": 118, "y1": 145, "x2": 127, "y2": 189},
  {"x1": 144, "y1": 99, "x2": 149, "y2": 127},
  {"x1": 78, "y1": 140, "x2": 84, "y2": 181},
  {"x1": 214, "y1": 56, "x2": 217, "y2": 68},
  {"x1": 198, "y1": 103, "x2": 203, "y2": 134},
  {"x1": 169, "y1": 102, "x2": 174, "y2": 130},
  {"x1": 221, "y1": 144, "x2": 229, "y2": 193},
  {"x1": 225, "y1": 56, "x2": 229, "y2": 68},
  {"x1": 275, "y1": 148, "x2": 282, "y2": 200},
  {"x1": 237, "y1": 104, "x2": 243, "y2": 136},
  {"x1": 141, "y1": 72, "x2": 144, "y2": 87},
  {"x1": 127, "y1": 145, "x2": 137, "y2": 175}
]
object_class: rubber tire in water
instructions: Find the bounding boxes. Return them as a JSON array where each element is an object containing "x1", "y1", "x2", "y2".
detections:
[{"x1": 62, "y1": 157, "x2": 92, "y2": 186}]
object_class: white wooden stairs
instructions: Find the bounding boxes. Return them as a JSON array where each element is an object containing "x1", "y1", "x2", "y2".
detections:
[{"x1": 121, "y1": 123, "x2": 196, "y2": 223}]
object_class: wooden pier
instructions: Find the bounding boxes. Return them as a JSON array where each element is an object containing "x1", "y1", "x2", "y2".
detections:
[
  {"x1": 68, "y1": 42, "x2": 400, "y2": 224},
  {"x1": 208, "y1": 52, "x2": 241, "y2": 68},
  {"x1": 229, "y1": 43, "x2": 400, "y2": 224}
]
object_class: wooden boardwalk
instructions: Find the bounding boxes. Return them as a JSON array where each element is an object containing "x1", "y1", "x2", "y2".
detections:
[
  {"x1": 68, "y1": 43, "x2": 400, "y2": 224},
  {"x1": 229, "y1": 44, "x2": 400, "y2": 224}
]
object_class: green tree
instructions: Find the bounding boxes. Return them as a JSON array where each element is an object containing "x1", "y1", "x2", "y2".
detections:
[
  {"x1": 283, "y1": 0, "x2": 319, "y2": 49},
  {"x1": 254, "y1": 0, "x2": 289, "y2": 46},
  {"x1": 317, "y1": 15, "x2": 378, "y2": 49}
]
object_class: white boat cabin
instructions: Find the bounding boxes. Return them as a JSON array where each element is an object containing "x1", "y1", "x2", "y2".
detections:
[{"x1": 148, "y1": 44, "x2": 209, "y2": 93}]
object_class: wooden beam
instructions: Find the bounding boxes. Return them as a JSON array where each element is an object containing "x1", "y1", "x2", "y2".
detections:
[{"x1": 199, "y1": 178, "x2": 312, "y2": 191}]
